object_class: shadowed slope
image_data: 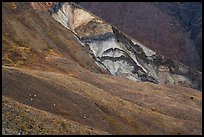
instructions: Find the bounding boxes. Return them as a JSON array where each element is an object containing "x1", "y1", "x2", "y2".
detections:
[{"x1": 79, "y1": 2, "x2": 202, "y2": 71}]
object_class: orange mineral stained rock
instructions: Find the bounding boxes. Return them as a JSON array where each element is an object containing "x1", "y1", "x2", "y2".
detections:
[{"x1": 30, "y1": 2, "x2": 54, "y2": 11}]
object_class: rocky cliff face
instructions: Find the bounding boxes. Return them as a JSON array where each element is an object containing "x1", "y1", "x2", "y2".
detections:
[
  {"x1": 79, "y1": 2, "x2": 202, "y2": 71},
  {"x1": 50, "y1": 2, "x2": 202, "y2": 91},
  {"x1": 2, "y1": 2, "x2": 202, "y2": 135}
]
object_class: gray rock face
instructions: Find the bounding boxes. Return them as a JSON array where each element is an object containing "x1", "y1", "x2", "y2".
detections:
[
  {"x1": 50, "y1": 2, "x2": 202, "y2": 91},
  {"x1": 78, "y1": 2, "x2": 202, "y2": 72}
]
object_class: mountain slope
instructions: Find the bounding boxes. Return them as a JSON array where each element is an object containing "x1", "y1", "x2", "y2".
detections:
[
  {"x1": 2, "y1": 2, "x2": 202, "y2": 135},
  {"x1": 153, "y1": 2, "x2": 202, "y2": 64},
  {"x1": 2, "y1": 66, "x2": 202, "y2": 135},
  {"x1": 2, "y1": 96, "x2": 109, "y2": 135},
  {"x1": 50, "y1": 2, "x2": 202, "y2": 91},
  {"x1": 2, "y1": 2, "x2": 107, "y2": 74},
  {"x1": 79, "y1": 2, "x2": 202, "y2": 71}
]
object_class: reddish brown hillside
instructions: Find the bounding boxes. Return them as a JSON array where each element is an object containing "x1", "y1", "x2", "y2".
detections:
[
  {"x1": 2, "y1": 2, "x2": 202, "y2": 135},
  {"x1": 79, "y1": 2, "x2": 202, "y2": 71}
]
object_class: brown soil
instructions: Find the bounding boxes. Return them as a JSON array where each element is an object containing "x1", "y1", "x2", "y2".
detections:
[
  {"x1": 2, "y1": 96, "x2": 109, "y2": 135},
  {"x1": 2, "y1": 2, "x2": 202, "y2": 135},
  {"x1": 2, "y1": 66, "x2": 202, "y2": 135}
]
